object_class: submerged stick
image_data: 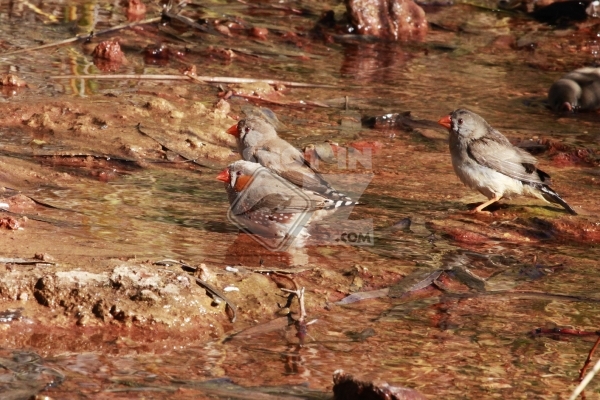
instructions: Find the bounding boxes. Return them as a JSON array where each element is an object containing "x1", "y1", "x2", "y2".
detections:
[
  {"x1": 573, "y1": 335, "x2": 600, "y2": 400},
  {"x1": 194, "y1": 277, "x2": 238, "y2": 323},
  {"x1": 571, "y1": 356, "x2": 600, "y2": 400},
  {"x1": 280, "y1": 286, "x2": 316, "y2": 346},
  {"x1": 581, "y1": 336, "x2": 600, "y2": 380},
  {"x1": 0, "y1": 257, "x2": 55, "y2": 265},
  {"x1": 154, "y1": 259, "x2": 237, "y2": 323},
  {"x1": 136, "y1": 123, "x2": 221, "y2": 169},
  {"x1": 1, "y1": 17, "x2": 162, "y2": 56},
  {"x1": 533, "y1": 326, "x2": 600, "y2": 400},
  {"x1": 227, "y1": 92, "x2": 331, "y2": 108}
]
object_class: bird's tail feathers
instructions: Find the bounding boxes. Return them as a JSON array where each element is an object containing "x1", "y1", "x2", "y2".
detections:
[
  {"x1": 321, "y1": 187, "x2": 354, "y2": 202},
  {"x1": 322, "y1": 198, "x2": 363, "y2": 210},
  {"x1": 533, "y1": 183, "x2": 578, "y2": 215}
]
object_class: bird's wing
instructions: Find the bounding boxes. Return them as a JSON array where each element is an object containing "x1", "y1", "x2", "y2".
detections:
[
  {"x1": 230, "y1": 170, "x2": 323, "y2": 215},
  {"x1": 254, "y1": 147, "x2": 331, "y2": 192},
  {"x1": 238, "y1": 191, "x2": 320, "y2": 215},
  {"x1": 566, "y1": 70, "x2": 600, "y2": 85},
  {"x1": 467, "y1": 133, "x2": 545, "y2": 184},
  {"x1": 579, "y1": 79, "x2": 600, "y2": 109}
]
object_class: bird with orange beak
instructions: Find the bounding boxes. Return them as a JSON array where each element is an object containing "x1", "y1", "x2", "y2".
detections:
[
  {"x1": 226, "y1": 116, "x2": 350, "y2": 201},
  {"x1": 217, "y1": 160, "x2": 359, "y2": 238},
  {"x1": 438, "y1": 109, "x2": 577, "y2": 215}
]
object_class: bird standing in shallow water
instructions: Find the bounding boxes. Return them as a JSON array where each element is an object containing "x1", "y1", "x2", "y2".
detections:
[
  {"x1": 226, "y1": 116, "x2": 350, "y2": 201},
  {"x1": 217, "y1": 160, "x2": 359, "y2": 239},
  {"x1": 437, "y1": 109, "x2": 577, "y2": 215}
]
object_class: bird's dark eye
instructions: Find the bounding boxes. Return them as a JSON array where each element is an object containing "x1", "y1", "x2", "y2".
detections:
[
  {"x1": 236, "y1": 171, "x2": 242, "y2": 176},
  {"x1": 244, "y1": 127, "x2": 250, "y2": 133},
  {"x1": 457, "y1": 118, "x2": 463, "y2": 125}
]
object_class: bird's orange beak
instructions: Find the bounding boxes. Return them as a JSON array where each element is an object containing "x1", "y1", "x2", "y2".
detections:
[
  {"x1": 216, "y1": 168, "x2": 231, "y2": 183},
  {"x1": 226, "y1": 123, "x2": 239, "y2": 137},
  {"x1": 437, "y1": 115, "x2": 452, "y2": 129}
]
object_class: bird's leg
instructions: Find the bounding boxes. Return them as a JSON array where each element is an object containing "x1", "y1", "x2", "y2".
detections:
[{"x1": 471, "y1": 195, "x2": 502, "y2": 214}]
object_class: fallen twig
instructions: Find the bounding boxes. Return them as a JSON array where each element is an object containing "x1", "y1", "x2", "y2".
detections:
[
  {"x1": 531, "y1": 328, "x2": 600, "y2": 400},
  {"x1": 532, "y1": 328, "x2": 600, "y2": 337},
  {"x1": 23, "y1": 0, "x2": 58, "y2": 23},
  {"x1": 336, "y1": 288, "x2": 390, "y2": 305},
  {"x1": 281, "y1": 286, "x2": 317, "y2": 346},
  {"x1": 227, "y1": 92, "x2": 331, "y2": 108},
  {"x1": 250, "y1": 266, "x2": 313, "y2": 274},
  {"x1": 50, "y1": 74, "x2": 335, "y2": 88},
  {"x1": 577, "y1": 335, "x2": 600, "y2": 400},
  {"x1": 194, "y1": 276, "x2": 238, "y2": 323},
  {"x1": 136, "y1": 123, "x2": 220, "y2": 169},
  {"x1": 2, "y1": 17, "x2": 162, "y2": 56},
  {"x1": 0, "y1": 186, "x2": 79, "y2": 212},
  {"x1": 571, "y1": 357, "x2": 600, "y2": 400},
  {"x1": 0, "y1": 208, "x2": 80, "y2": 227},
  {"x1": 0, "y1": 257, "x2": 55, "y2": 265},
  {"x1": 154, "y1": 259, "x2": 237, "y2": 323}
]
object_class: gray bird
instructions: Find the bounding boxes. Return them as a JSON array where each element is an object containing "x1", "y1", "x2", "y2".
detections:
[
  {"x1": 217, "y1": 160, "x2": 359, "y2": 238},
  {"x1": 548, "y1": 67, "x2": 600, "y2": 112},
  {"x1": 438, "y1": 109, "x2": 577, "y2": 215},
  {"x1": 226, "y1": 116, "x2": 350, "y2": 201}
]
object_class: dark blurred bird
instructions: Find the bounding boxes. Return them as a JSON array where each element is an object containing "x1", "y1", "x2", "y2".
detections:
[{"x1": 548, "y1": 67, "x2": 600, "y2": 112}]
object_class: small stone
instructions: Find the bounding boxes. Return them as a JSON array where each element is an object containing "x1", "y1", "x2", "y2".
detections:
[
  {"x1": 215, "y1": 24, "x2": 231, "y2": 36},
  {"x1": 250, "y1": 27, "x2": 269, "y2": 40},
  {"x1": 1, "y1": 73, "x2": 27, "y2": 87},
  {"x1": 18, "y1": 292, "x2": 28, "y2": 301},
  {"x1": 127, "y1": 0, "x2": 146, "y2": 21},
  {"x1": 276, "y1": 307, "x2": 291, "y2": 316},
  {"x1": 170, "y1": 110, "x2": 185, "y2": 119},
  {"x1": 92, "y1": 40, "x2": 125, "y2": 62},
  {"x1": 197, "y1": 263, "x2": 213, "y2": 282},
  {"x1": 34, "y1": 253, "x2": 54, "y2": 262},
  {"x1": 77, "y1": 314, "x2": 90, "y2": 326},
  {"x1": 145, "y1": 98, "x2": 176, "y2": 112},
  {"x1": 132, "y1": 289, "x2": 161, "y2": 304},
  {"x1": 214, "y1": 99, "x2": 231, "y2": 116}
]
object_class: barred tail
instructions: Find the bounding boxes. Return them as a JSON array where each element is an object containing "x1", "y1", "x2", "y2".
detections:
[
  {"x1": 321, "y1": 187, "x2": 353, "y2": 202},
  {"x1": 537, "y1": 184, "x2": 577, "y2": 215},
  {"x1": 322, "y1": 199, "x2": 363, "y2": 210}
]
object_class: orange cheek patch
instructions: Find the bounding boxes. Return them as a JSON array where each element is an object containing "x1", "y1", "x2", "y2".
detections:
[{"x1": 234, "y1": 175, "x2": 253, "y2": 192}]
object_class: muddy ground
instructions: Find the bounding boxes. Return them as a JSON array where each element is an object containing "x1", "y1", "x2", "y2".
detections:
[{"x1": 0, "y1": 83, "x2": 596, "y2": 357}]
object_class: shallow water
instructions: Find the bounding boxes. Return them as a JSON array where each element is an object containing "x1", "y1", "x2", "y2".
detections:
[{"x1": 1, "y1": 0, "x2": 600, "y2": 398}]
